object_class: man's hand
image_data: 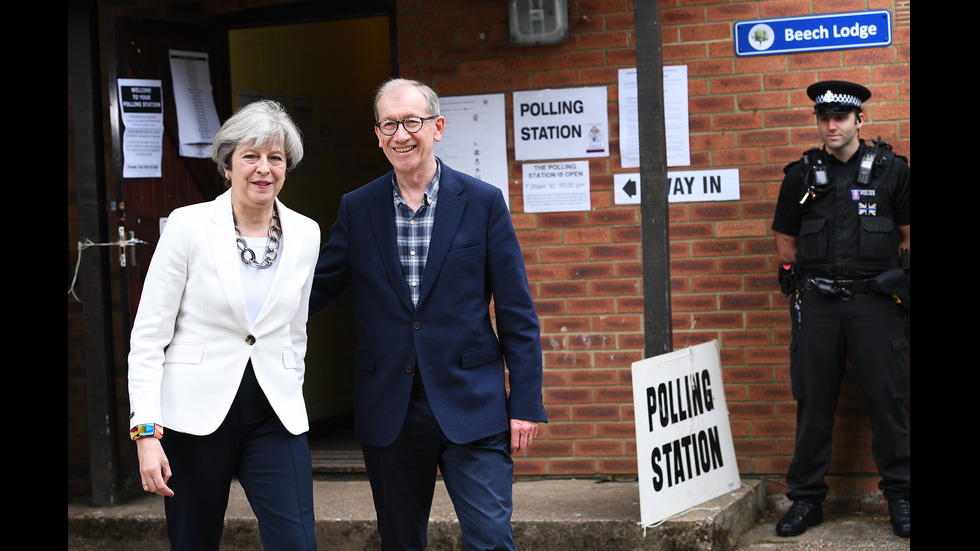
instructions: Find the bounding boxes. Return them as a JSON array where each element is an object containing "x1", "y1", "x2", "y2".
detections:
[{"x1": 510, "y1": 419, "x2": 539, "y2": 455}]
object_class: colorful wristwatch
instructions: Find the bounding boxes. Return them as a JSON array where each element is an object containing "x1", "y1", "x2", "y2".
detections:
[{"x1": 130, "y1": 423, "x2": 164, "y2": 441}]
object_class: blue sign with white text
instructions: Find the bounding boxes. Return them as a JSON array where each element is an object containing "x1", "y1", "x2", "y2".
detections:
[{"x1": 734, "y1": 10, "x2": 892, "y2": 57}]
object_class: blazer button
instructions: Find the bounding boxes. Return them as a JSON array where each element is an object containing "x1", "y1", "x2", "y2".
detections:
[
  {"x1": 412, "y1": 321, "x2": 421, "y2": 330},
  {"x1": 405, "y1": 364, "x2": 413, "y2": 373},
  {"x1": 245, "y1": 335, "x2": 256, "y2": 345}
]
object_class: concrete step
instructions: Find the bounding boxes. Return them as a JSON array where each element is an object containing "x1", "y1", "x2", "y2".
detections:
[{"x1": 68, "y1": 478, "x2": 766, "y2": 550}]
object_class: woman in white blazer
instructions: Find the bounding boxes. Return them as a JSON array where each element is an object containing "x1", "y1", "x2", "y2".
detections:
[{"x1": 128, "y1": 100, "x2": 319, "y2": 550}]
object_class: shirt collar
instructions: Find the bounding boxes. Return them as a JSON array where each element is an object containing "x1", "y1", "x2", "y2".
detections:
[{"x1": 392, "y1": 160, "x2": 441, "y2": 208}]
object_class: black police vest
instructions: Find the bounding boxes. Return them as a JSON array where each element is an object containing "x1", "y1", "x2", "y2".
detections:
[{"x1": 794, "y1": 142, "x2": 903, "y2": 278}]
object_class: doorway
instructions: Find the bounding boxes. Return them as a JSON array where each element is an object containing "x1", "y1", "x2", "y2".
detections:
[{"x1": 227, "y1": 17, "x2": 393, "y2": 470}]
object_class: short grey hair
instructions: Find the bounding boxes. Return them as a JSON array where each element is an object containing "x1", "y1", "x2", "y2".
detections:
[
  {"x1": 210, "y1": 100, "x2": 304, "y2": 176},
  {"x1": 373, "y1": 78, "x2": 441, "y2": 121}
]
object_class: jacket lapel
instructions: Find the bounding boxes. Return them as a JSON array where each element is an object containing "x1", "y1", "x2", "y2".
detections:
[
  {"x1": 367, "y1": 174, "x2": 416, "y2": 311},
  {"x1": 207, "y1": 190, "x2": 252, "y2": 329},
  {"x1": 417, "y1": 163, "x2": 465, "y2": 308},
  {"x1": 252, "y1": 198, "x2": 300, "y2": 326}
]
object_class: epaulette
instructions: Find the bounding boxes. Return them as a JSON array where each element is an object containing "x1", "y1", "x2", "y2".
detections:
[{"x1": 869, "y1": 137, "x2": 906, "y2": 173}]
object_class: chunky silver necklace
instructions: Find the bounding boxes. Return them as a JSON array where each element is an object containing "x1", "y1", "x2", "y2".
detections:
[{"x1": 234, "y1": 206, "x2": 281, "y2": 269}]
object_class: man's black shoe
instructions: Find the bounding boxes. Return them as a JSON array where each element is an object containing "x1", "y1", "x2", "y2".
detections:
[
  {"x1": 776, "y1": 500, "x2": 823, "y2": 537},
  {"x1": 888, "y1": 498, "x2": 910, "y2": 537}
]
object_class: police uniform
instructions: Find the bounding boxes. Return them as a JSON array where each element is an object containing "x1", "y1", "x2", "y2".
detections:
[{"x1": 771, "y1": 81, "x2": 910, "y2": 537}]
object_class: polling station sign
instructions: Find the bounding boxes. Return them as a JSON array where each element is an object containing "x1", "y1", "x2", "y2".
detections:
[
  {"x1": 513, "y1": 87, "x2": 609, "y2": 161},
  {"x1": 632, "y1": 340, "x2": 740, "y2": 527},
  {"x1": 734, "y1": 10, "x2": 892, "y2": 56}
]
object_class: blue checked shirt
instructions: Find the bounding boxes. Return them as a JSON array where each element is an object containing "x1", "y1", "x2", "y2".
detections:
[{"x1": 393, "y1": 162, "x2": 441, "y2": 308}]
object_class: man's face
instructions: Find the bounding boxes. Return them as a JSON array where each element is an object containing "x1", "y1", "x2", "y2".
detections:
[
  {"x1": 375, "y1": 86, "x2": 445, "y2": 181},
  {"x1": 817, "y1": 111, "x2": 862, "y2": 156}
]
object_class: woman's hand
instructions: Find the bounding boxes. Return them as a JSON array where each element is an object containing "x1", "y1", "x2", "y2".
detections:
[{"x1": 136, "y1": 438, "x2": 174, "y2": 497}]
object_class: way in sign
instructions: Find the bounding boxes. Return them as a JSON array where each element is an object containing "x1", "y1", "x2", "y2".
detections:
[{"x1": 669, "y1": 175, "x2": 722, "y2": 195}]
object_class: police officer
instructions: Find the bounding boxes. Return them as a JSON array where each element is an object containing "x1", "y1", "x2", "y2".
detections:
[{"x1": 771, "y1": 81, "x2": 910, "y2": 538}]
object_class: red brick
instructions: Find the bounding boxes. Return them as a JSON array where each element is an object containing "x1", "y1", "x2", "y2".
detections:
[
  {"x1": 672, "y1": 294, "x2": 718, "y2": 311},
  {"x1": 669, "y1": 223, "x2": 713, "y2": 239},
  {"x1": 693, "y1": 312, "x2": 742, "y2": 329},
  {"x1": 539, "y1": 281, "x2": 587, "y2": 297},
  {"x1": 572, "y1": 404, "x2": 621, "y2": 421},
  {"x1": 594, "y1": 386, "x2": 633, "y2": 403},
  {"x1": 514, "y1": 460, "x2": 548, "y2": 475},
  {"x1": 548, "y1": 459, "x2": 596, "y2": 475},
  {"x1": 595, "y1": 315, "x2": 641, "y2": 332},
  {"x1": 598, "y1": 459, "x2": 638, "y2": 473},
  {"x1": 662, "y1": 7, "x2": 706, "y2": 25},
  {"x1": 588, "y1": 208, "x2": 636, "y2": 225},
  {"x1": 715, "y1": 220, "x2": 769, "y2": 237},
  {"x1": 568, "y1": 369, "x2": 618, "y2": 386},
  {"x1": 575, "y1": 440, "x2": 624, "y2": 456},
  {"x1": 717, "y1": 256, "x2": 768, "y2": 273},
  {"x1": 568, "y1": 263, "x2": 614, "y2": 279},
  {"x1": 564, "y1": 227, "x2": 612, "y2": 244},
  {"x1": 679, "y1": 22, "x2": 731, "y2": 42},
  {"x1": 580, "y1": 31, "x2": 629, "y2": 50},
  {"x1": 545, "y1": 387, "x2": 592, "y2": 403},
  {"x1": 525, "y1": 265, "x2": 566, "y2": 282},
  {"x1": 544, "y1": 351, "x2": 593, "y2": 369},
  {"x1": 721, "y1": 330, "x2": 771, "y2": 347},
  {"x1": 507, "y1": 54, "x2": 556, "y2": 73},
  {"x1": 568, "y1": 298, "x2": 616, "y2": 314},
  {"x1": 590, "y1": 244, "x2": 638, "y2": 261},
  {"x1": 605, "y1": 48, "x2": 637, "y2": 67},
  {"x1": 516, "y1": 230, "x2": 561, "y2": 246},
  {"x1": 525, "y1": 440, "x2": 573, "y2": 456},
  {"x1": 548, "y1": 423, "x2": 595, "y2": 439},
  {"x1": 540, "y1": 247, "x2": 589, "y2": 263},
  {"x1": 692, "y1": 275, "x2": 741, "y2": 292},
  {"x1": 533, "y1": 70, "x2": 582, "y2": 88},
  {"x1": 729, "y1": 402, "x2": 775, "y2": 420},
  {"x1": 541, "y1": 316, "x2": 590, "y2": 333}
]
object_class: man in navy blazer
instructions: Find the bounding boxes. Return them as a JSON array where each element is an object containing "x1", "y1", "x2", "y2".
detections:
[{"x1": 311, "y1": 78, "x2": 547, "y2": 550}]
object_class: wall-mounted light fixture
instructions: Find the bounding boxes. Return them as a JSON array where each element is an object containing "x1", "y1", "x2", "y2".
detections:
[{"x1": 509, "y1": 0, "x2": 569, "y2": 47}]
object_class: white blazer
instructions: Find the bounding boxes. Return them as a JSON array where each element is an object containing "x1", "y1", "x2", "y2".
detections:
[{"x1": 127, "y1": 189, "x2": 320, "y2": 436}]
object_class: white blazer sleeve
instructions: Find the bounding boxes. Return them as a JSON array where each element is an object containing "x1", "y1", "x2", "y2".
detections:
[{"x1": 127, "y1": 208, "x2": 191, "y2": 428}]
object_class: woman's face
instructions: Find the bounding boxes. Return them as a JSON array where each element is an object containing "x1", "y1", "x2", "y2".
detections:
[{"x1": 226, "y1": 142, "x2": 286, "y2": 212}]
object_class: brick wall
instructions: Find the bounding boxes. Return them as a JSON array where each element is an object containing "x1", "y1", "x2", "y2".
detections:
[{"x1": 395, "y1": 0, "x2": 910, "y2": 503}]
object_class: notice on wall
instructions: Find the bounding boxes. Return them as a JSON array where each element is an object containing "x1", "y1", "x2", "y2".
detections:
[
  {"x1": 614, "y1": 173, "x2": 641, "y2": 205},
  {"x1": 667, "y1": 169, "x2": 740, "y2": 202},
  {"x1": 514, "y1": 87, "x2": 608, "y2": 161},
  {"x1": 632, "y1": 340, "x2": 741, "y2": 527},
  {"x1": 118, "y1": 78, "x2": 164, "y2": 178},
  {"x1": 522, "y1": 161, "x2": 590, "y2": 213},
  {"x1": 613, "y1": 169, "x2": 740, "y2": 205},
  {"x1": 663, "y1": 66, "x2": 691, "y2": 167},
  {"x1": 617, "y1": 66, "x2": 691, "y2": 168},
  {"x1": 434, "y1": 93, "x2": 509, "y2": 208},
  {"x1": 168, "y1": 49, "x2": 222, "y2": 158}
]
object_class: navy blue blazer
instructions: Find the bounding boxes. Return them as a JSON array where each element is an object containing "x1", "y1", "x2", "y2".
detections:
[{"x1": 311, "y1": 161, "x2": 547, "y2": 447}]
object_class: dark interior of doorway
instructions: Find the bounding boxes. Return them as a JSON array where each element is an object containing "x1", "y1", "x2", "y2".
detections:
[{"x1": 227, "y1": 15, "x2": 393, "y2": 474}]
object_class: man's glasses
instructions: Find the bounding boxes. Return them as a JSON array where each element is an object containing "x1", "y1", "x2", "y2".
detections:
[{"x1": 375, "y1": 116, "x2": 439, "y2": 136}]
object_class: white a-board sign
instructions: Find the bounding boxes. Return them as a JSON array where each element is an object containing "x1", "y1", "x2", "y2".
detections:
[{"x1": 631, "y1": 340, "x2": 741, "y2": 526}]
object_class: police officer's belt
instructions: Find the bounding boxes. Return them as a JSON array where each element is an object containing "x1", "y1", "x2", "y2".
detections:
[{"x1": 801, "y1": 275, "x2": 877, "y2": 300}]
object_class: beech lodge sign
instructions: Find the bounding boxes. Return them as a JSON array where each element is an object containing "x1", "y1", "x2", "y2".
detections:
[{"x1": 734, "y1": 10, "x2": 892, "y2": 57}]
